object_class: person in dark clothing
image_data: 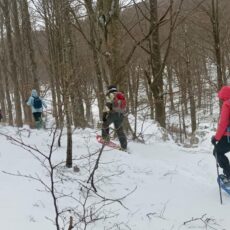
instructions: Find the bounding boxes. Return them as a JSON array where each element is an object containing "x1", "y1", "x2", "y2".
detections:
[
  {"x1": 102, "y1": 85, "x2": 127, "y2": 151},
  {"x1": 26, "y1": 89, "x2": 47, "y2": 129},
  {"x1": 212, "y1": 86, "x2": 230, "y2": 181},
  {"x1": 0, "y1": 109, "x2": 2, "y2": 122}
]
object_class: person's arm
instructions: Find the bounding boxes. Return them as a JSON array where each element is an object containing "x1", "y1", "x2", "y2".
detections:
[
  {"x1": 215, "y1": 102, "x2": 230, "y2": 140},
  {"x1": 105, "y1": 93, "x2": 114, "y2": 111},
  {"x1": 26, "y1": 97, "x2": 32, "y2": 106},
  {"x1": 102, "y1": 94, "x2": 114, "y2": 121},
  {"x1": 41, "y1": 98, "x2": 47, "y2": 108}
]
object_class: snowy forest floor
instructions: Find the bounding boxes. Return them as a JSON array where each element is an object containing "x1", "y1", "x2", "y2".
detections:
[{"x1": 0, "y1": 124, "x2": 229, "y2": 230}]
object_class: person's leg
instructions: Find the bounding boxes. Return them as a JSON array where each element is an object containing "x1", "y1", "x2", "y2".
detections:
[
  {"x1": 215, "y1": 137, "x2": 230, "y2": 178},
  {"x1": 217, "y1": 153, "x2": 230, "y2": 178},
  {"x1": 38, "y1": 113, "x2": 43, "y2": 128},
  {"x1": 102, "y1": 113, "x2": 113, "y2": 141},
  {"x1": 33, "y1": 112, "x2": 39, "y2": 121},
  {"x1": 114, "y1": 114, "x2": 127, "y2": 149},
  {"x1": 33, "y1": 112, "x2": 42, "y2": 129}
]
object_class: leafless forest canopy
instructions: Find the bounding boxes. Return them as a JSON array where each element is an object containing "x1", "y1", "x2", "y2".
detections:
[{"x1": 0, "y1": 0, "x2": 229, "y2": 143}]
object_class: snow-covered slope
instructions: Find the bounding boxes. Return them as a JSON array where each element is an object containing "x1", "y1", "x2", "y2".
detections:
[{"x1": 0, "y1": 125, "x2": 229, "y2": 230}]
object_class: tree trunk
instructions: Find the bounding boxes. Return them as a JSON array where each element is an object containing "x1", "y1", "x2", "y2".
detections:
[
  {"x1": 20, "y1": 0, "x2": 40, "y2": 92},
  {"x1": 149, "y1": 0, "x2": 166, "y2": 128},
  {"x1": 212, "y1": 0, "x2": 222, "y2": 91},
  {"x1": 65, "y1": 97, "x2": 73, "y2": 168},
  {"x1": 12, "y1": 0, "x2": 32, "y2": 125},
  {"x1": 0, "y1": 71, "x2": 6, "y2": 122},
  {"x1": 2, "y1": 0, "x2": 23, "y2": 127},
  {"x1": 167, "y1": 64, "x2": 175, "y2": 111},
  {"x1": 84, "y1": 0, "x2": 105, "y2": 119},
  {"x1": 4, "y1": 74, "x2": 13, "y2": 126}
]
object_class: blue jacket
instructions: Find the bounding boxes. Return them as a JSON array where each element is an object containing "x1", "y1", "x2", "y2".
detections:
[{"x1": 27, "y1": 89, "x2": 47, "y2": 113}]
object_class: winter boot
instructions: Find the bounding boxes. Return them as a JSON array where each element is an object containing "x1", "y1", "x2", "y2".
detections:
[
  {"x1": 35, "y1": 118, "x2": 43, "y2": 129},
  {"x1": 39, "y1": 118, "x2": 43, "y2": 129},
  {"x1": 220, "y1": 174, "x2": 230, "y2": 186},
  {"x1": 35, "y1": 121, "x2": 40, "y2": 129},
  {"x1": 118, "y1": 146, "x2": 127, "y2": 152},
  {"x1": 102, "y1": 135, "x2": 110, "y2": 143}
]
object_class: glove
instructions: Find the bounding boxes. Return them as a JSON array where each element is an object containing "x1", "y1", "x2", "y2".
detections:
[
  {"x1": 102, "y1": 112, "x2": 108, "y2": 122},
  {"x1": 211, "y1": 136, "x2": 217, "y2": 146}
]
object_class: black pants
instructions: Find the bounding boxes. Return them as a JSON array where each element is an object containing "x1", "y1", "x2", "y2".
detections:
[
  {"x1": 102, "y1": 112, "x2": 127, "y2": 149},
  {"x1": 33, "y1": 112, "x2": 42, "y2": 121},
  {"x1": 214, "y1": 136, "x2": 230, "y2": 178}
]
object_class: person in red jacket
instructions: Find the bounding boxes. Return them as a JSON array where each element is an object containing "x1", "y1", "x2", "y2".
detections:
[{"x1": 212, "y1": 86, "x2": 230, "y2": 179}]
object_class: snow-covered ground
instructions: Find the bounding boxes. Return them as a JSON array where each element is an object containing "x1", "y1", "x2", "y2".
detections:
[{"x1": 0, "y1": 120, "x2": 229, "y2": 230}]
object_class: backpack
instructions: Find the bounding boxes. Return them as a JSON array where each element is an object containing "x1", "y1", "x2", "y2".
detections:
[
  {"x1": 33, "y1": 96, "x2": 42, "y2": 109},
  {"x1": 112, "y1": 92, "x2": 127, "y2": 113}
]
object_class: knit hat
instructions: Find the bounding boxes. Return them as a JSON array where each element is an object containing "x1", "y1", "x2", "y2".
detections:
[{"x1": 107, "y1": 85, "x2": 117, "y2": 93}]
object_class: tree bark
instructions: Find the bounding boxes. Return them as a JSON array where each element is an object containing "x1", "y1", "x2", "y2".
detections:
[
  {"x1": 149, "y1": 0, "x2": 166, "y2": 128},
  {"x1": 2, "y1": 0, "x2": 23, "y2": 127}
]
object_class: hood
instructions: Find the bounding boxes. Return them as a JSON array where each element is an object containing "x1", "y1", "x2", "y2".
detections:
[
  {"x1": 218, "y1": 86, "x2": 230, "y2": 101},
  {"x1": 31, "y1": 89, "x2": 38, "y2": 97}
]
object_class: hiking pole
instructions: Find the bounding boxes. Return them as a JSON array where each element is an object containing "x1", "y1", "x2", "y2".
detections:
[{"x1": 214, "y1": 147, "x2": 223, "y2": 204}]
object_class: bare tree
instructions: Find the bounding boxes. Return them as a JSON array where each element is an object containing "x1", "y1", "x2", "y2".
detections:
[
  {"x1": 0, "y1": 129, "x2": 135, "y2": 230},
  {"x1": 199, "y1": 0, "x2": 223, "y2": 94}
]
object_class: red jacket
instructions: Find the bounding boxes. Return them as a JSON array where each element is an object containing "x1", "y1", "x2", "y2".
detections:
[{"x1": 215, "y1": 86, "x2": 230, "y2": 140}]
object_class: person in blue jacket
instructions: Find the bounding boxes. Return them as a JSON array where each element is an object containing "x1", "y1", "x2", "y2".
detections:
[{"x1": 26, "y1": 89, "x2": 47, "y2": 129}]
